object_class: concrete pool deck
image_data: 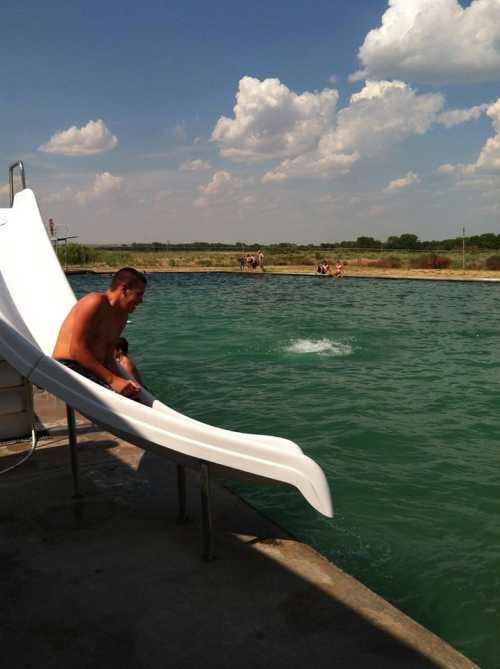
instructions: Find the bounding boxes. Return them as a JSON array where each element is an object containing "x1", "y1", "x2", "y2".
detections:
[{"x1": 0, "y1": 390, "x2": 479, "y2": 669}]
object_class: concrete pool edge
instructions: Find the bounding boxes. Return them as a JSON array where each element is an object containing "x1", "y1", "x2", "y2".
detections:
[{"x1": 0, "y1": 389, "x2": 480, "y2": 669}]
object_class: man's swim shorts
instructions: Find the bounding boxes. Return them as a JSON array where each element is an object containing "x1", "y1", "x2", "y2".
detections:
[{"x1": 56, "y1": 359, "x2": 111, "y2": 390}]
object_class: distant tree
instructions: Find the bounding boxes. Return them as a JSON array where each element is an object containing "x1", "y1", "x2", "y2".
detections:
[
  {"x1": 385, "y1": 236, "x2": 401, "y2": 249},
  {"x1": 442, "y1": 238, "x2": 461, "y2": 250},
  {"x1": 385, "y1": 234, "x2": 419, "y2": 249},
  {"x1": 356, "y1": 236, "x2": 382, "y2": 248},
  {"x1": 469, "y1": 233, "x2": 500, "y2": 249},
  {"x1": 399, "y1": 233, "x2": 420, "y2": 249}
]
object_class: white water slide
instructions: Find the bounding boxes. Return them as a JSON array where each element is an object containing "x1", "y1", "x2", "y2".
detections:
[{"x1": 0, "y1": 163, "x2": 332, "y2": 540}]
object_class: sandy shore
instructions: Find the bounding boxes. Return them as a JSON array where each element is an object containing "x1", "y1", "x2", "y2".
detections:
[{"x1": 66, "y1": 265, "x2": 500, "y2": 282}]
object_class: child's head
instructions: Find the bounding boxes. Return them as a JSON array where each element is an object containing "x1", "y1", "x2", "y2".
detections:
[{"x1": 115, "y1": 337, "x2": 129, "y2": 356}]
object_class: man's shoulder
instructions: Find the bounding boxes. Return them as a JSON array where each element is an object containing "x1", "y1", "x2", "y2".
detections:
[{"x1": 75, "y1": 292, "x2": 107, "y2": 313}]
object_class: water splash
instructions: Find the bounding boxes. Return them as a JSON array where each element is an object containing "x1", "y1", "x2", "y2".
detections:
[{"x1": 285, "y1": 338, "x2": 352, "y2": 356}]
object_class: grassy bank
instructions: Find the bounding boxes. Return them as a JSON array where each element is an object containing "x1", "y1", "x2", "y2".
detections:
[{"x1": 57, "y1": 244, "x2": 500, "y2": 273}]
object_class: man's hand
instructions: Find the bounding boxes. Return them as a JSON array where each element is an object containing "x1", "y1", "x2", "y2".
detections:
[{"x1": 110, "y1": 375, "x2": 141, "y2": 398}]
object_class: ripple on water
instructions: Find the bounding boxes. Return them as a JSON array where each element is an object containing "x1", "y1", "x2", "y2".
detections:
[{"x1": 284, "y1": 338, "x2": 353, "y2": 356}]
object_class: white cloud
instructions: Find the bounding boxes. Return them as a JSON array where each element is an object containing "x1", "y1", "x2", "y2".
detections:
[
  {"x1": 212, "y1": 76, "x2": 338, "y2": 163},
  {"x1": 262, "y1": 151, "x2": 357, "y2": 183},
  {"x1": 437, "y1": 104, "x2": 489, "y2": 128},
  {"x1": 438, "y1": 98, "x2": 500, "y2": 175},
  {"x1": 438, "y1": 163, "x2": 461, "y2": 174},
  {"x1": 349, "y1": 79, "x2": 407, "y2": 103},
  {"x1": 262, "y1": 80, "x2": 443, "y2": 181},
  {"x1": 76, "y1": 172, "x2": 123, "y2": 205},
  {"x1": 437, "y1": 162, "x2": 476, "y2": 176},
  {"x1": 351, "y1": 0, "x2": 500, "y2": 85},
  {"x1": 179, "y1": 159, "x2": 212, "y2": 172},
  {"x1": 337, "y1": 81, "x2": 443, "y2": 152},
  {"x1": 195, "y1": 170, "x2": 239, "y2": 208},
  {"x1": 475, "y1": 99, "x2": 500, "y2": 170},
  {"x1": 384, "y1": 171, "x2": 421, "y2": 192},
  {"x1": 193, "y1": 170, "x2": 258, "y2": 210},
  {"x1": 199, "y1": 170, "x2": 233, "y2": 195},
  {"x1": 38, "y1": 119, "x2": 118, "y2": 156}
]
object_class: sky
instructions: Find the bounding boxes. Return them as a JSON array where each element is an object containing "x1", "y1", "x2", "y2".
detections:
[{"x1": 1, "y1": 0, "x2": 500, "y2": 244}]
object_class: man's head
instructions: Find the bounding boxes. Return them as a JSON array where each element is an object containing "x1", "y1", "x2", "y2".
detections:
[
  {"x1": 110, "y1": 267, "x2": 147, "y2": 313},
  {"x1": 111, "y1": 267, "x2": 146, "y2": 290}
]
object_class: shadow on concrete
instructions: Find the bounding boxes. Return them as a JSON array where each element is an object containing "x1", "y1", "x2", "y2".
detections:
[{"x1": 0, "y1": 430, "x2": 475, "y2": 669}]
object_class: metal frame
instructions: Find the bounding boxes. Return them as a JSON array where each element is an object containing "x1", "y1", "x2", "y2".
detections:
[
  {"x1": 65, "y1": 409, "x2": 216, "y2": 560},
  {"x1": 9, "y1": 161, "x2": 26, "y2": 207},
  {"x1": 200, "y1": 462, "x2": 215, "y2": 561},
  {"x1": 66, "y1": 405, "x2": 81, "y2": 499}
]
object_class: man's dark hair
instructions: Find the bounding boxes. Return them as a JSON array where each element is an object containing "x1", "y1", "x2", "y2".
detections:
[
  {"x1": 115, "y1": 337, "x2": 129, "y2": 354},
  {"x1": 111, "y1": 267, "x2": 147, "y2": 290}
]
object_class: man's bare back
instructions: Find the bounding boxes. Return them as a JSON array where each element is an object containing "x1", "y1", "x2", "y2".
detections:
[{"x1": 52, "y1": 268, "x2": 146, "y2": 397}]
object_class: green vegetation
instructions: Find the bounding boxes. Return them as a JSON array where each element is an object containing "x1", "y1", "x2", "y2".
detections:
[
  {"x1": 56, "y1": 233, "x2": 500, "y2": 272},
  {"x1": 485, "y1": 255, "x2": 500, "y2": 270},
  {"x1": 409, "y1": 254, "x2": 452, "y2": 270}
]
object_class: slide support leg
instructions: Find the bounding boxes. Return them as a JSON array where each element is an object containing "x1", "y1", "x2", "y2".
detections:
[
  {"x1": 200, "y1": 462, "x2": 215, "y2": 562},
  {"x1": 66, "y1": 405, "x2": 81, "y2": 499},
  {"x1": 176, "y1": 464, "x2": 188, "y2": 523}
]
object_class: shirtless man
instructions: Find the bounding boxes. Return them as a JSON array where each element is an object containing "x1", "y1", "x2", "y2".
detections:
[{"x1": 52, "y1": 267, "x2": 146, "y2": 398}]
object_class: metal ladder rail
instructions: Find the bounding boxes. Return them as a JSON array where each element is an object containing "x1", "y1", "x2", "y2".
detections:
[{"x1": 9, "y1": 161, "x2": 26, "y2": 206}]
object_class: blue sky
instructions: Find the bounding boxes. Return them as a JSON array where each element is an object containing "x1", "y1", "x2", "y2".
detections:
[{"x1": 1, "y1": 0, "x2": 500, "y2": 243}]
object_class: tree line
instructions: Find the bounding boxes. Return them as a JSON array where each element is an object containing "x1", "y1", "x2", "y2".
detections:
[{"x1": 95, "y1": 232, "x2": 500, "y2": 253}]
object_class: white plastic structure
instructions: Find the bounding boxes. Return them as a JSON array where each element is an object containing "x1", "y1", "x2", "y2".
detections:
[
  {"x1": 0, "y1": 355, "x2": 33, "y2": 440},
  {"x1": 0, "y1": 186, "x2": 333, "y2": 517}
]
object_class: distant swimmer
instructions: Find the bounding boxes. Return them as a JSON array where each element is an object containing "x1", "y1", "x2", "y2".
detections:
[{"x1": 334, "y1": 259, "x2": 344, "y2": 278}]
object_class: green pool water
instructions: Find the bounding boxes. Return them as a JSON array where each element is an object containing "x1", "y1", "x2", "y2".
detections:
[{"x1": 71, "y1": 272, "x2": 500, "y2": 668}]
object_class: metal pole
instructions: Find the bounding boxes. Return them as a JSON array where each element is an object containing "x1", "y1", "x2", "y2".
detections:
[
  {"x1": 176, "y1": 464, "x2": 188, "y2": 524},
  {"x1": 66, "y1": 405, "x2": 81, "y2": 498},
  {"x1": 200, "y1": 462, "x2": 215, "y2": 561},
  {"x1": 462, "y1": 227, "x2": 465, "y2": 271}
]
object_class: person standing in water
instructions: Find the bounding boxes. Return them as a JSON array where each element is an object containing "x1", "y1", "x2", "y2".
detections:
[{"x1": 115, "y1": 336, "x2": 143, "y2": 384}]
